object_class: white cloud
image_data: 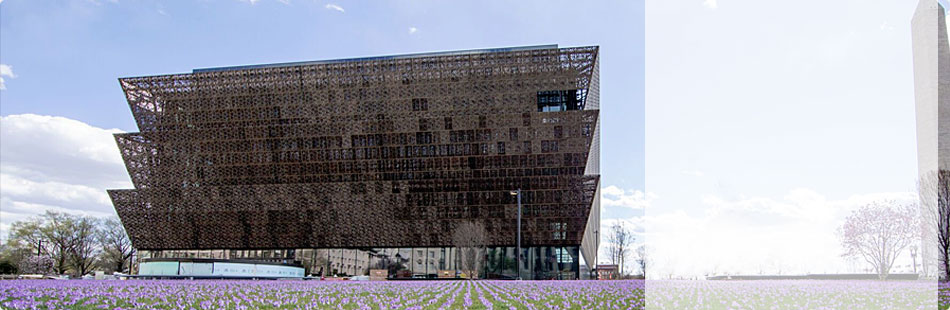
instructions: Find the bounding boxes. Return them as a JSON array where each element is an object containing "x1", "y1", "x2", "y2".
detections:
[
  {"x1": 1, "y1": 174, "x2": 112, "y2": 207},
  {"x1": 1, "y1": 198, "x2": 113, "y2": 224},
  {"x1": 0, "y1": 64, "x2": 16, "y2": 90},
  {"x1": 702, "y1": 189, "x2": 916, "y2": 222},
  {"x1": 593, "y1": 185, "x2": 653, "y2": 269},
  {"x1": 601, "y1": 185, "x2": 655, "y2": 210},
  {"x1": 325, "y1": 3, "x2": 344, "y2": 13},
  {"x1": 0, "y1": 114, "x2": 132, "y2": 240},
  {"x1": 702, "y1": 0, "x2": 718, "y2": 9},
  {"x1": 408, "y1": 27, "x2": 418, "y2": 35}
]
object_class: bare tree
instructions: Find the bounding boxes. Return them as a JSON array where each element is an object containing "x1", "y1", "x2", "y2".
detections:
[
  {"x1": 919, "y1": 169, "x2": 950, "y2": 280},
  {"x1": 606, "y1": 222, "x2": 633, "y2": 275},
  {"x1": 839, "y1": 200, "x2": 920, "y2": 280},
  {"x1": 635, "y1": 245, "x2": 648, "y2": 277},
  {"x1": 452, "y1": 221, "x2": 487, "y2": 279},
  {"x1": 97, "y1": 217, "x2": 134, "y2": 273},
  {"x1": 67, "y1": 216, "x2": 99, "y2": 277}
]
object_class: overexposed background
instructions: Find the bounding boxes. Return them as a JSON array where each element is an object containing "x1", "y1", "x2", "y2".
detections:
[{"x1": 645, "y1": 0, "x2": 936, "y2": 278}]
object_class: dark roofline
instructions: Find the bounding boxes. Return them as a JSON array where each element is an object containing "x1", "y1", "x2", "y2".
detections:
[{"x1": 192, "y1": 44, "x2": 560, "y2": 73}]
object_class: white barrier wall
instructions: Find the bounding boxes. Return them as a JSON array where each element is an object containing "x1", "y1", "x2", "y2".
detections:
[
  {"x1": 138, "y1": 261, "x2": 180, "y2": 276},
  {"x1": 179, "y1": 262, "x2": 213, "y2": 276},
  {"x1": 138, "y1": 261, "x2": 304, "y2": 278}
]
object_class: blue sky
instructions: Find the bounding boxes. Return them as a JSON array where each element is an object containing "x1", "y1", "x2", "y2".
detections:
[
  {"x1": 0, "y1": 0, "x2": 646, "y2": 148},
  {"x1": 0, "y1": 0, "x2": 646, "y2": 264}
]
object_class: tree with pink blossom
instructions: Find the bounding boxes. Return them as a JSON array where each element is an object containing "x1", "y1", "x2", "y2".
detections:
[
  {"x1": 17, "y1": 255, "x2": 53, "y2": 275},
  {"x1": 839, "y1": 200, "x2": 920, "y2": 280}
]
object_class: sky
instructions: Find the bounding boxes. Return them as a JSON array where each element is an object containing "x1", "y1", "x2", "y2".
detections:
[
  {"x1": 645, "y1": 0, "x2": 939, "y2": 278},
  {"x1": 0, "y1": 0, "x2": 943, "y2": 278},
  {"x1": 0, "y1": 0, "x2": 646, "y2": 265}
]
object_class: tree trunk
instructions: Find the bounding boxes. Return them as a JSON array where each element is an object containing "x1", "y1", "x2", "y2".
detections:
[{"x1": 944, "y1": 254, "x2": 950, "y2": 281}]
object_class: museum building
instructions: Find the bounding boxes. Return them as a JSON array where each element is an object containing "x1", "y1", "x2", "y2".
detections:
[{"x1": 108, "y1": 45, "x2": 602, "y2": 279}]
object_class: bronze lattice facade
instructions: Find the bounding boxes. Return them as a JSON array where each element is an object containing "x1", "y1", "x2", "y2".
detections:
[{"x1": 108, "y1": 45, "x2": 601, "y2": 272}]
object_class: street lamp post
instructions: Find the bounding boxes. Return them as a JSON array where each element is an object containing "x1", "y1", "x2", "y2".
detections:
[
  {"x1": 510, "y1": 189, "x2": 522, "y2": 280},
  {"x1": 911, "y1": 245, "x2": 918, "y2": 275},
  {"x1": 593, "y1": 230, "x2": 598, "y2": 279}
]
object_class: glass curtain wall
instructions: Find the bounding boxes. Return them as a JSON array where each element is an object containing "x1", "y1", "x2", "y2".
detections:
[{"x1": 136, "y1": 246, "x2": 579, "y2": 279}]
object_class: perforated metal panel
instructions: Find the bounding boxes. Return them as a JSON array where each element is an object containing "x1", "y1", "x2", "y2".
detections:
[{"x1": 108, "y1": 45, "x2": 601, "y2": 251}]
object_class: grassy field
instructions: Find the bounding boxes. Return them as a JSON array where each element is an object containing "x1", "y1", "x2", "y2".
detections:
[
  {"x1": 1, "y1": 279, "x2": 938, "y2": 309},
  {"x1": 0, "y1": 279, "x2": 645, "y2": 309},
  {"x1": 942, "y1": 281, "x2": 949, "y2": 310},
  {"x1": 646, "y1": 280, "x2": 937, "y2": 310}
]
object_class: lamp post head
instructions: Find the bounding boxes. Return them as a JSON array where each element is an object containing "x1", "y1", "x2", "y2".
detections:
[{"x1": 510, "y1": 190, "x2": 519, "y2": 196}]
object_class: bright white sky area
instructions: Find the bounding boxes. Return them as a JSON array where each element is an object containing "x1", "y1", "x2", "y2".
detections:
[{"x1": 645, "y1": 0, "x2": 931, "y2": 278}]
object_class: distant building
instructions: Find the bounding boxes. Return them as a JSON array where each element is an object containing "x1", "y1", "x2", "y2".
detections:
[
  {"x1": 597, "y1": 264, "x2": 619, "y2": 280},
  {"x1": 109, "y1": 45, "x2": 602, "y2": 280},
  {"x1": 912, "y1": 0, "x2": 950, "y2": 280}
]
